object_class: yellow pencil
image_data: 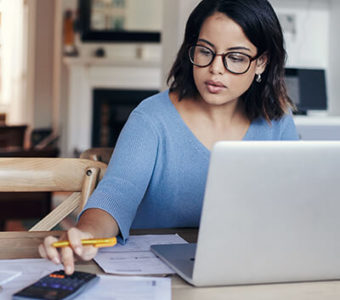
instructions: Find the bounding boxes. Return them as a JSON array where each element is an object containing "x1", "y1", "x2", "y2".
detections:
[{"x1": 52, "y1": 237, "x2": 117, "y2": 248}]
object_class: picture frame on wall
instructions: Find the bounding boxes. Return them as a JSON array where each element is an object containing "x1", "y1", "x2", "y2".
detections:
[{"x1": 78, "y1": 0, "x2": 161, "y2": 42}]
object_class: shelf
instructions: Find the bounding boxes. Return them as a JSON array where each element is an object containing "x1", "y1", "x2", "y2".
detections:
[{"x1": 63, "y1": 56, "x2": 160, "y2": 68}]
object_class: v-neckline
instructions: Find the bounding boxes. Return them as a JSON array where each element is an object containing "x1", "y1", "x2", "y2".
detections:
[{"x1": 165, "y1": 91, "x2": 252, "y2": 154}]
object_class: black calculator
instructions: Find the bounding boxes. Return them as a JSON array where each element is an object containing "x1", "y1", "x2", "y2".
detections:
[{"x1": 12, "y1": 270, "x2": 99, "y2": 300}]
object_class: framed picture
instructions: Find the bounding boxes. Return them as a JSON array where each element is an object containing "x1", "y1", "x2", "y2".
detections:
[{"x1": 78, "y1": 0, "x2": 161, "y2": 42}]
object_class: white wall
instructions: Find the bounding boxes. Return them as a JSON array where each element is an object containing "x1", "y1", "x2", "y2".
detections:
[
  {"x1": 161, "y1": 0, "x2": 200, "y2": 89},
  {"x1": 33, "y1": 0, "x2": 55, "y2": 128},
  {"x1": 270, "y1": 0, "x2": 330, "y2": 69},
  {"x1": 328, "y1": 0, "x2": 340, "y2": 115},
  {"x1": 0, "y1": 0, "x2": 26, "y2": 124}
]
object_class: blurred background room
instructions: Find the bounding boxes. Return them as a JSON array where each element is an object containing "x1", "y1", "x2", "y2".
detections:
[{"x1": 0, "y1": 0, "x2": 339, "y2": 229}]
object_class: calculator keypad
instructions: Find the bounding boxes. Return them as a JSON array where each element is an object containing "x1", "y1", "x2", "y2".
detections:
[
  {"x1": 34, "y1": 271, "x2": 93, "y2": 292},
  {"x1": 13, "y1": 270, "x2": 99, "y2": 300}
]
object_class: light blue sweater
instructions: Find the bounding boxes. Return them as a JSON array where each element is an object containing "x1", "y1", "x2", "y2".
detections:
[{"x1": 82, "y1": 90, "x2": 299, "y2": 242}]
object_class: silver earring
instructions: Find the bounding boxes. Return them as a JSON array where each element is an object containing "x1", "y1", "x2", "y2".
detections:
[{"x1": 256, "y1": 74, "x2": 262, "y2": 83}]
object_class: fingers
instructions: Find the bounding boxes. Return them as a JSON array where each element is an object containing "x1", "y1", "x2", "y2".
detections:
[
  {"x1": 39, "y1": 236, "x2": 61, "y2": 265},
  {"x1": 67, "y1": 228, "x2": 98, "y2": 261},
  {"x1": 81, "y1": 247, "x2": 98, "y2": 261},
  {"x1": 67, "y1": 227, "x2": 85, "y2": 257},
  {"x1": 61, "y1": 246, "x2": 75, "y2": 275},
  {"x1": 38, "y1": 228, "x2": 99, "y2": 275}
]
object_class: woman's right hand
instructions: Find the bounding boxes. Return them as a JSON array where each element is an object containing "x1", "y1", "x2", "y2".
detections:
[{"x1": 38, "y1": 227, "x2": 99, "y2": 275}]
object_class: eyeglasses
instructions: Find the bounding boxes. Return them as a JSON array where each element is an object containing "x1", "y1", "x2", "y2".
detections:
[{"x1": 188, "y1": 45, "x2": 259, "y2": 75}]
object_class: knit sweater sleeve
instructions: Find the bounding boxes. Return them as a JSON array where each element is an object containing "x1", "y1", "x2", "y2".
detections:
[{"x1": 81, "y1": 110, "x2": 158, "y2": 242}]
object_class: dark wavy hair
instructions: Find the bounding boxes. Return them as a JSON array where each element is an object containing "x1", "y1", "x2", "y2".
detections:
[{"x1": 167, "y1": 0, "x2": 295, "y2": 121}]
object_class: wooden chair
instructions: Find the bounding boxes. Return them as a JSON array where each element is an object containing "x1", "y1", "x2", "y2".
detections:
[
  {"x1": 0, "y1": 147, "x2": 60, "y2": 230},
  {"x1": 0, "y1": 158, "x2": 107, "y2": 231},
  {"x1": 80, "y1": 147, "x2": 113, "y2": 164},
  {"x1": 0, "y1": 126, "x2": 60, "y2": 230}
]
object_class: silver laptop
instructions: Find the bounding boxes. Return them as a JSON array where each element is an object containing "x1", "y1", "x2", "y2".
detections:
[{"x1": 151, "y1": 141, "x2": 340, "y2": 286}]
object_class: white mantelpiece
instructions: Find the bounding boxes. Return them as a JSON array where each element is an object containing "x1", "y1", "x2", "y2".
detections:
[{"x1": 64, "y1": 57, "x2": 162, "y2": 156}]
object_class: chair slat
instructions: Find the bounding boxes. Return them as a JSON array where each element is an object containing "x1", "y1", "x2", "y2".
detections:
[
  {"x1": 0, "y1": 157, "x2": 107, "y2": 231},
  {"x1": 0, "y1": 158, "x2": 106, "y2": 192}
]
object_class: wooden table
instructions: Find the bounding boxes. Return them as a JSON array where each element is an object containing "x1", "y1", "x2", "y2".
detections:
[{"x1": 2, "y1": 231, "x2": 340, "y2": 300}]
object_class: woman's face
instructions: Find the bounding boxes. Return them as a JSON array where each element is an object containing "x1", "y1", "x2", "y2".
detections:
[{"x1": 193, "y1": 12, "x2": 267, "y2": 106}]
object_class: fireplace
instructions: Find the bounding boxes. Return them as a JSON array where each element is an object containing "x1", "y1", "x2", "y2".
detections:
[
  {"x1": 92, "y1": 89, "x2": 158, "y2": 147},
  {"x1": 63, "y1": 56, "x2": 162, "y2": 156}
]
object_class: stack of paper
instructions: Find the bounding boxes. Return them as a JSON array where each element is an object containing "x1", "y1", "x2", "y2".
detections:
[
  {"x1": 76, "y1": 275, "x2": 171, "y2": 300},
  {"x1": 95, "y1": 234, "x2": 188, "y2": 275}
]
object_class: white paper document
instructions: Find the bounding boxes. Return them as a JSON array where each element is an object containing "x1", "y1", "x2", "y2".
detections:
[
  {"x1": 0, "y1": 258, "x2": 60, "y2": 300},
  {"x1": 0, "y1": 271, "x2": 22, "y2": 285},
  {"x1": 75, "y1": 275, "x2": 171, "y2": 300},
  {"x1": 95, "y1": 234, "x2": 188, "y2": 275},
  {"x1": 0, "y1": 259, "x2": 171, "y2": 300}
]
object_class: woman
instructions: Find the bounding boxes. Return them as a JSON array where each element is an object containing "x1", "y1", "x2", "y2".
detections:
[{"x1": 40, "y1": 0, "x2": 298, "y2": 274}]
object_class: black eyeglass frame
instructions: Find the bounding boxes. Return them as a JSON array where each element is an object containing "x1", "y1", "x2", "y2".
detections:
[{"x1": 188, "y1": 44, "x2": 261, "y2": 75}]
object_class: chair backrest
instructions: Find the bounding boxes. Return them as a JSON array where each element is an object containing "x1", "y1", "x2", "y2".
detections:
[
  {"x1": 0, "y1": 158, "x2": 107, "y2": 231},
  {"x1": 80, "y1": 147, "x2": 113, "y2": 164}
]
